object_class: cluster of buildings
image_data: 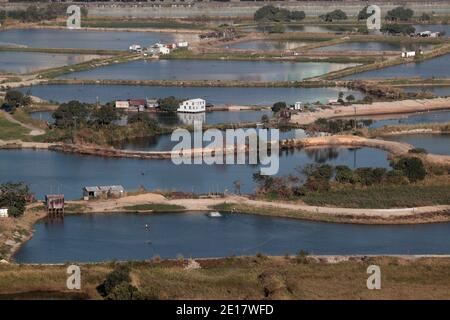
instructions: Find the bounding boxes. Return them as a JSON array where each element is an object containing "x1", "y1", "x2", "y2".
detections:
[
  {"x1": 83, "y1": 185, "x2": 125, "y2": 200},
  {"x1": 115, "y1": 99, "x2": 156, "y2": 112},
  {"x1": 414, "y1": 31, "x2": 442, "y2": 38},
  {"x1": 115, "y1": 98, "x2": 207, "y2": 113},
  {"x1": 129, "y1": 41, "x2": 189, "y2": 56},
  {"x1": 0, "y1": 208, "x2": 8, "y2": 218},
  {"x1": 199, "y1": 27, "x2": 236, "y2": 40}
]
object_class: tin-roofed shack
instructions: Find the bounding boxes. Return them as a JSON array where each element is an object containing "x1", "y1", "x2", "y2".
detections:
[{"x1": 83, "y1": 185, "x2": 125, "y2": 200}]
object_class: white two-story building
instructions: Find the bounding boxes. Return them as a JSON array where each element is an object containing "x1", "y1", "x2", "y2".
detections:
[{"x1": 177, "y1": 98, "x2": 206, "y2": 113}]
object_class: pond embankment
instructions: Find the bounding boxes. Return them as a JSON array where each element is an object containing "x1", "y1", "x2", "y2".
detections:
[{"x1": 291, "y1": 97, "x2": 450, "y2": 125}]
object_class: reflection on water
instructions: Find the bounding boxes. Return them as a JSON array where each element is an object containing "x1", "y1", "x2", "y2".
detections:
[
  {"x1": 0, "y1": 147, "x2": 390, "y2": 199},
  {"x1": 224, "y1": 40, "x2": 308, "y2": 50},
  {"x1": 57, "y1": 59, "x2": 359, "y2": 82},
  {"x1": 177, "y1": 112, "x2": 206, "y2": 125},
  {"x1": 0, "y1": 29, "x2": 196, "y2": 50},
  {"x1": 304, "y1": 147, "x2": 340, "y2": 163},
  {"x1": 14, "y1": 211, "x2": 450, "y2": 263},
  {"x1": 364, "y1": 110, "x2": 450, "y2": 129},
  {"x1": 402, "y1": 86, "x2": 450, "y2": 97},
  {"x1": 20, "y1": 84, "x2": 363, "y2": 105},
  {"x1": 313, "y1": 42, "x2": 434, "y2": 52},
  {"x1": 117, "y1": 129, "x2": 303, "y2": 151},
  {"x1": 30, "y1": 110, "x2": 273, "y2": 126},
  {"x1": 241, "y1": 25, "x2": 351, "y2": 33},
  {"x1": 0, "y1": 52, "x2": 100, "y2": 74},
  {"x1": 344, "y1": 53, "x2": 450, "y2": 79},
  {"x1": 383, "y1": 133, "x2": 450, "y2": 156}
]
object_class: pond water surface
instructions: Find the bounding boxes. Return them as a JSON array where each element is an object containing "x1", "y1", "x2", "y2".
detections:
[
  {"x1": 382, "y1": 133, "x2": 450, "y2": 155},
  {"x1": 0, "y1": 147, "x2": 390, "y2": 200},
  {"x1": 14, "y1": 212, "x2": 450, "y2": 263},
  {"x1": 20, "y1": 84, "x2": 362, "y2": 105},
  {"x1": 0, "y1": 52, "x2": 100, "y2": 74},
  {"x1": 57, "y1": 59, "x2": 359, "y2": 82},
  {"x1": 0, "y1": 29, "x2": 196, "y2": 50},
  {"x1": 344, "y1": 53, "x2": 450, "y2": 79}
]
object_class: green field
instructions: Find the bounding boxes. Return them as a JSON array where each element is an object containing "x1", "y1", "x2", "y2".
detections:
[{"x1": 0, "y1": 115, "x2": 29, "y2": 140}]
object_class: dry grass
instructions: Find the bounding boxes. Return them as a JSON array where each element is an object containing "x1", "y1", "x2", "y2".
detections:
[{"x1": 2, "y1": 256, "x2": 450, "y2": 299}]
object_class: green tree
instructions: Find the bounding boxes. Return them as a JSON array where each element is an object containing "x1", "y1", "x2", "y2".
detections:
[
  {"x1": 128, "y1": 112, "x2": 160, "y2": 131},
  {"x1": 92, "y1": 105, "x2": 120, "y2": 127},
  {"x1": 158, "y1": 96, "x2": 180, "y2": 113},
  {"x1": 381, "y1": 24, "x2": 415, "y2": 35},
  {"x1": 98, "y1": 264, "x2": 135, "y2": 299},
  {"x1": 385, "y1": 6, "x2": 414, "y2": 21},
  {"x1": 0, "y1": 11, "x2": 6, "y2": 24},
  {"x1": 271, "y1": 101, "x2": 287, "y2": 113},
  {"x1": 254, "y1": 5, "x2": 304, "y2": 22},
  {"x1": 289, "y1": 11, "x2": 306, "y2": 21},
  {"x1": 420, "y1": 13, "x2": 431, "y2": 21},
  {"x1": 0, "y1": 182, "x2": 30, "y2": 217},
  {"x1": 346, "y1": 94, "x2": 355, "y2": 103},
  {"x1": 320, "y1": 9, "x2": 348, "y2": 22},
  {"x1": 357, "y1": 6, "x2": 371, "y2": 21},
  {"x1": 335, "y1": 165, "x2": 358, "y2": 184},
  {"x1": 53, "y1": 100, "x2": 92, "y2": 128},
  {"x1": 394, "y1": 157, "x2": 426, "y2": 182},
  {"x1": 5, "y1": 90, "x2": 31, "y2": 108}
]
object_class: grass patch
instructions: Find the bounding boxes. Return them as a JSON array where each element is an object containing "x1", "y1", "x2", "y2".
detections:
[
  {"x1": 302, "y1": 184, "x2": 450, "y2": 208},
  {"x1": 3, "y1": 257, "x2": 450, "y2": 299},
  {"x1": 209, "y1": 202, "x2": 357, "y2": 223},
  {"x1": 0, "y1": 114, "x2": 29, "y2": 140},
  {"x1": 122, "y1": 203, "x2": 186, "y2": 212},
  {"x1": 65, "y1": 203, "x2": 89, "y2": 214}
]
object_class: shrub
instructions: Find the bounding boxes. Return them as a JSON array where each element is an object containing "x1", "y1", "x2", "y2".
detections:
[
  {"x1": 0, "y1": 182, "x2": 30, "y2": 217},
  {"x1": 271, "y1": 101, "x2": 287, "y2": 113},
  {"x1": 385, "y1": 6, "x2": 414, "y2": 21},
  {"x1": 335, "y1": 165, "x2": 358, "y2": 184},
  {"x1": 97, "y1": 264, "x2": 136, "y2": 299},
  {"x1": 394, "y1": 157, "x2": 426, "y2": 182},
  {"x1": 320, "y1": 9, "x2": 348, "y2": 22},
  {"x1": 385, "y1": 170, "x2": 409, "y2": 185},
  {"x1": 409, "y1": 147, "x2": 427, "y2": 154}
]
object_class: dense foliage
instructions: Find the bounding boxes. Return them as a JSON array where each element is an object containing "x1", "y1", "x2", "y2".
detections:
[
  {"x1": 271, "y1": 101, "x2": 287, "y2": 113},
  {"x1": 50, "y1": 100, "x2": 161, "y2": 145},
  {"x1": 157, "y1": 96, "x2": 181, "y2": 113},
  {"x1": 0, "y1": 4, "x2": 87, "y2": 23},
  {"x1": 320, "y1": 9, "x2": 348, "y2": 22},
  {"x1": 253, "y1": 156, "x2": 427, "y2": 200},
  {"x1": 394, "y1": 156, "x2": 427, "y2": 182},
  {"x1": 97, "y1": 265, "x2": 140, "y2": 300},
  {"x1": 53, "y1": 100, "x2": 93, "y2": 128},
  {"x1": 0, "y1": 90, "x2": 31, "y2": 112},
  {"x1": 0, "y1": 182, "x2": 30, "y2": 217},
  {"x1": 357, "y1": 6, "x2": 371, "y2": 21},
  {"x1": 381, "y1": 24, "x2": 415, "y2": 35},
  {"x1": 254, "y1": 5, "x2": 305, "y2": 22},
  {"x1": 385, "y1": 6, "x2": 414, "y2": 22}
]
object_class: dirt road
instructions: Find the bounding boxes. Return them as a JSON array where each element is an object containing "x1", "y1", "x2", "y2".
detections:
[
  {"x1": 291, "y1": 97, "x2": 450, "y2": 125},
  {"x1": 70, "y1": 193, "x2": 450, "y2": 220}
]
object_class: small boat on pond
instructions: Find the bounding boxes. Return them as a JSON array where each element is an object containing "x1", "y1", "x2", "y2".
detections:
[{"x1": 207, "y1": 211, "x2": 222, "y2": 218}]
